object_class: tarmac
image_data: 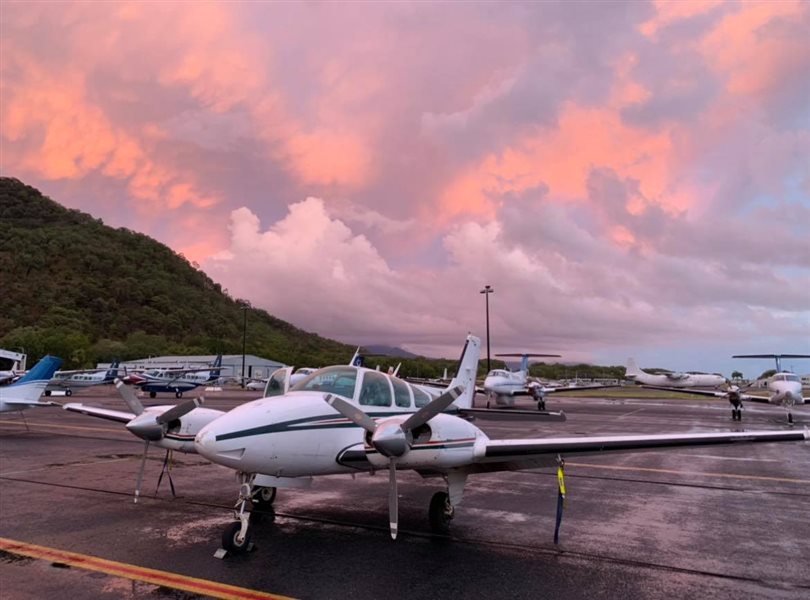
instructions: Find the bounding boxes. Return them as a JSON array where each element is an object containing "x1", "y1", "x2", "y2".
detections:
[{"x1": 1, "y1": 387, "x2": 808, "y2": 599}]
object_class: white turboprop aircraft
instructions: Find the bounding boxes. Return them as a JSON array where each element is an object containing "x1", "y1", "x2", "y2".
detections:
[
  {"x1": 483, "y1": 353, "x2": 609, "y2": 410},
  {"x1": 192, "y1": 335, "x2": 808, "y2": 554},
  {"x1": 0, "y1": 355, "x2": 63, "y2": 414},
  {"x1": 645, "y1": 354, "x2": 810, "y2": 424},
  {"x1": 626, "y1": 358, "x2": 726, "y2": 388}
]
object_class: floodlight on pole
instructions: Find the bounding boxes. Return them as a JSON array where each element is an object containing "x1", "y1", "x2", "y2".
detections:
[
  {"x1": 240, "y1": 305, "x2": 248, "y2": 388},
  {"x1": 479, "y1": 285, "x2": 494, "y2": 374}
]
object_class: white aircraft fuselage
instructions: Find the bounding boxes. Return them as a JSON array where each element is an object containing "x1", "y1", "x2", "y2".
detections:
[
  {"x1": 196, "y1": 391, "x2": 481, "y2": 478},
  {"x1": 626, "y1": 358, "x2": 725, "y2": 388},
  {"x1": 764, "y1": 372, "x2": 805, "y2": 406}
]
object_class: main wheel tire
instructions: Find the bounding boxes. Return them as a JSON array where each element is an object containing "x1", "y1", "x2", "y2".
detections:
[
  {"x1": 252, "y1": 486, "x2": 277, "y2": 507},
  {"x1": 788, "y1": 412, "x2": 794, "y2": 425},
  {"x1": 429, "y1": 491, "x2": 453, "y2": 535},
  {"x1": 537, "y1": 401, "x2": 546, "y2": 411},
  {"x1": 175, "y1": 390, "x2": 183, "y2": 399},
  {"x1": 44, "y1": 390, "x2": 51, "y2": 397},
  {"x1": 65, "y1": 389, "x2": 72, "y2": 397},
  {"x1": 150, "y1": 391, "x2": 157, "y2": 398},
  {"x1": 222, "y1": 521, "x2": 252, "y2": 554}
]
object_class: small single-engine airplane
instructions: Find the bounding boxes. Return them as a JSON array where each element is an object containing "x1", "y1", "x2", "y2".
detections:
[
  {"x1": 134, "y1": 354, "x2": 223, "y2": 398},
  {"x1": 192, "y1": 335, "x2": 808, "y2": 554},
  {"x1": 44, "y1": 360, "x2": 120, "y2": 397},
  {"x1": 483, "y1": 353, "x2": 610, "y2": 410},
  {"x1": 0, "y1": 355, "x2": 63, "y2": 414},
  {"x1": 626, "y1": 358, "x2": 726, "y2": 388},
  {"x1": 644, "y1": 354, "x2": 810, "y2": 424}
]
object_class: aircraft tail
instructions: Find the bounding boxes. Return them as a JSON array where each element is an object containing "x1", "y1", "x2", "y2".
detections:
[
  {"x1": 104, "y1": 359, "x2": 120, "y2": 382},
  {"x1": 448, "y1": 334, "x2": 482, "y2": 409},
  {"x1": 625, "y1": 358, "x2": 643, "y2": 379},
  {"x1": 207, "y1": 354, "x2": 223, "y2": 380},
  {"x1": 2, "y1": 355, "x2": 63, "y2": 404}
]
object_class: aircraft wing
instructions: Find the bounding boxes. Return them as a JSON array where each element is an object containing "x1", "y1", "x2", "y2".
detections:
[
  {"x1": 2, "y1": 399, "x2": 59, "y2": 408},
  {"x1": 63, "y1": 403, "x2": 135, "y2": 423},
  {"x1": 538, "y1": 384, "x2": 617, "y2": 394},
  {"x1": 641, "y1": 385, "x2": 771, "y2": 403},
  {"x1": 468, "y1": 429, "x2": 808, "y2": 473}
]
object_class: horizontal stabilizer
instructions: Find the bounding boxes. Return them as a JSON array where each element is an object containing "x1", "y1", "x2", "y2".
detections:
[{"x1": 496, "y1": 353, "x2": 561, "y2": 358}]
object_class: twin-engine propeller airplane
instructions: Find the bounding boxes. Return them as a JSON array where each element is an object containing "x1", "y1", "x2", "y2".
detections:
[
  {"x1": 625, "y1": 358, "x2": 726, "y2": 388},
  {"x1": 0, "y1": 355, "x2": 63, "y2": 415},
  {"x1": 644, "y1": 354, "x2": 810, "y2": 424},
  {"x1": 483, "y1": 353, "x2": 610, "y2": 410},
  {"x1": 193, "y1": 335, "x2": 808, "y2": 554}
]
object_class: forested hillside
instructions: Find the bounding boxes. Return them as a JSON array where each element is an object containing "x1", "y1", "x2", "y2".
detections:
[{"x1": 0, "y1": 178, "x2": 357, "y2": 368}]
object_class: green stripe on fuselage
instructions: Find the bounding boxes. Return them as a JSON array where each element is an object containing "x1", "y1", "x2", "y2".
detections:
[{"x1": 215, "y1": 411, "x2": 409, "y2": 442}]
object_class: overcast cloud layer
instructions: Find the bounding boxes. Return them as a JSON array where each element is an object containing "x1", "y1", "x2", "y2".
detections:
[{"x1": 2, "y1": 1, "x2": 808, "y2": 376}]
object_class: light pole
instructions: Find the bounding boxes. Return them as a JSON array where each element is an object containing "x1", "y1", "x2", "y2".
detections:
[
  {"x1": 479, "y1": 285, "x2": 493, "y2": 373},
  {"x1": 240, "y1": 305, "x2": 248, "y2": 387}
]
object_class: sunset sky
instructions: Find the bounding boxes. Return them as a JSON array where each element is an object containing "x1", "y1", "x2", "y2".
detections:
[{"x1": 2, "y1": 1, "x2": 808, "y2": 376}]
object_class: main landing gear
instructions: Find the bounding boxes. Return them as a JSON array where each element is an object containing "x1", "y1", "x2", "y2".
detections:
[
  {"x1": 219, "y1": 475, "x2": 277, "y2": 556},
  {"x1": 428, "y1": 491, "x2": 454, "y2": 534},
  {"x1": 429, "y1": 471, "x2": 466, "y2": 536}
]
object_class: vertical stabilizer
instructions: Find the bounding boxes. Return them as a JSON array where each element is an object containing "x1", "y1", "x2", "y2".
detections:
[
  {"x1": 448, "y1": 335, "x2": 482, "y2": 409},
  {"x1": 626, "y1": 358, "x2": 643, "y2": 378},
  {"x1": 0, "y1": 355, "x2": 63, "y2": 405}
]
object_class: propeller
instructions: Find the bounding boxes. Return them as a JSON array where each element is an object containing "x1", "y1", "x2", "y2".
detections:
[
  {"x1": 126, "y1": 396, "x2": 202, "y2": 441},
  {"x1": 325, "y1": 385, "x2": 463, "y2": 539},
  {"x1": 116, "y1": 390, "x2": 203, "y2": 502}
]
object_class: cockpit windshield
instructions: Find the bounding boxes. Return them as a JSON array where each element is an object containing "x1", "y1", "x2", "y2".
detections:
[{"x1": 290, "y1": 366, "x2": 358, "y2": 399}]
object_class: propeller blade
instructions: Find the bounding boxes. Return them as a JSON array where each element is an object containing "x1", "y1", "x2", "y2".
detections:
[
  {"x1": 401, "y1": 385, "x2": 464, "y2": 432},
  {"x1": 134, "y1": 439, "x2": 150, "y2": 503},
  {"x1": 115, "y1": 378, "x2": 144, "y2": 415},
  {"x1": 156, "y1": 397, "x2": 202, "y2": 425},
  {"x1": 324, "y1": 394, "x2": 377, "y2": 433},
  {"x1": 389, "y1": 458, "x2": 398, "y2": 540}
]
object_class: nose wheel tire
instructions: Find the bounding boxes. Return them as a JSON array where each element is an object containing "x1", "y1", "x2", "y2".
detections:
[
  {"x1": 222, "y1": 521, "x2": 252, "y2": 554},
  {"x1": 787, "y1": 412, "x2": 794, "y2": 425},
  {"x1": 251, "y1": 486, "x2": 277, "y2": 515},
  {"x1": 175, "y1": 390, "x2": 183, "y2": 399},
  {"x1": 429, "y1": 491, "x2": 454, "y2": 535},
  {"x1": 65, "y1": 389, "x2": 73, "y2": 397},
  {"x1": 150, "y1": 391, "x2": 157, "y2": 398}
]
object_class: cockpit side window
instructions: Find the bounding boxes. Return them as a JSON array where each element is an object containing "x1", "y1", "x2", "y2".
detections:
[
  {"x1": 391, "y1": 377, "x2": 412, "y2": 408},
  {"x1": 359, "y1": 371, "x2": 392, "y2": 407},
  {"x1": 412, "y1": 385, "x2": 431, "y2": 408},
  {"x1": 264, "y1": 368, "x2": 288, "y2": 397},
  {"x1": 291, "y1": 366, "x2": 358, "y2": 399}
]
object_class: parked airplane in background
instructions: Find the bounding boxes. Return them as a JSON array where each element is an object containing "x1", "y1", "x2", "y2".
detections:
[
  {"x1": 135, "y1": 355, "x2": 223, "y2": 398},
  {"x1": 625, "y1": 358, "x2": 726, "y2": 388},
  {"x1": 193, "y1": 334, "x2": 808, "y2": 554},
  {"x1": 44, "y1": 360, "x2": 120, "y2": 397},
  {"x1": 483, "y1": 353, "x2": 609, "y2": 410},
  {"x1": 0, "y1": 356, "x2": 63, "y2": 414},
  {"x1": 646, "y1": 354, "x2": 810, "y2": 423}
]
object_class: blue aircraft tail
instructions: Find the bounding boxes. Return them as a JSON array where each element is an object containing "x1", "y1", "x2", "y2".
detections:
[
  {"x1": 2, "y1": 355, "x2": 64, "y2": 405},
  {"x1": 103, "y1": 359, "x2": 120, "y2": 382},
  {"x1": 207, "y1": 354, "x2": 223, "y2": 381}
]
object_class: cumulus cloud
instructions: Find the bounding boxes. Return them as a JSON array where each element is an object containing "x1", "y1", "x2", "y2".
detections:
[{"x1": 3, "y1": 1, "x2": 809, "y2": 371}]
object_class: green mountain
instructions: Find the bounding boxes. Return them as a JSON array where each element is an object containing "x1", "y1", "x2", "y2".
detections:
[{"x1": 0, "y1": 177, "x2": 357, "y2": 369}]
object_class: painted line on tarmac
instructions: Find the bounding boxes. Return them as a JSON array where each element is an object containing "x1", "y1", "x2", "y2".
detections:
[
  {"x1": 0, "y1": 421, "x2": 123, "y2": 435},
  {"x1": 568, "y1": 462, "x2": 810, "y2": 484},
  {"x1": 0, "y1": 537, "x2": 294, "y2": 600}
]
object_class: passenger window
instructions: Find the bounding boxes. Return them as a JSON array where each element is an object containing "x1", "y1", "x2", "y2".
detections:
[
  {"x1": 392, "y1": 377, "x2": 412, "y2": 408},
  {"x1": 359, "y1": 371, "x2": 392, "y2": 407},
  {"x1": 412, "y1": 385, "x2": 431, "y2": 408}
]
